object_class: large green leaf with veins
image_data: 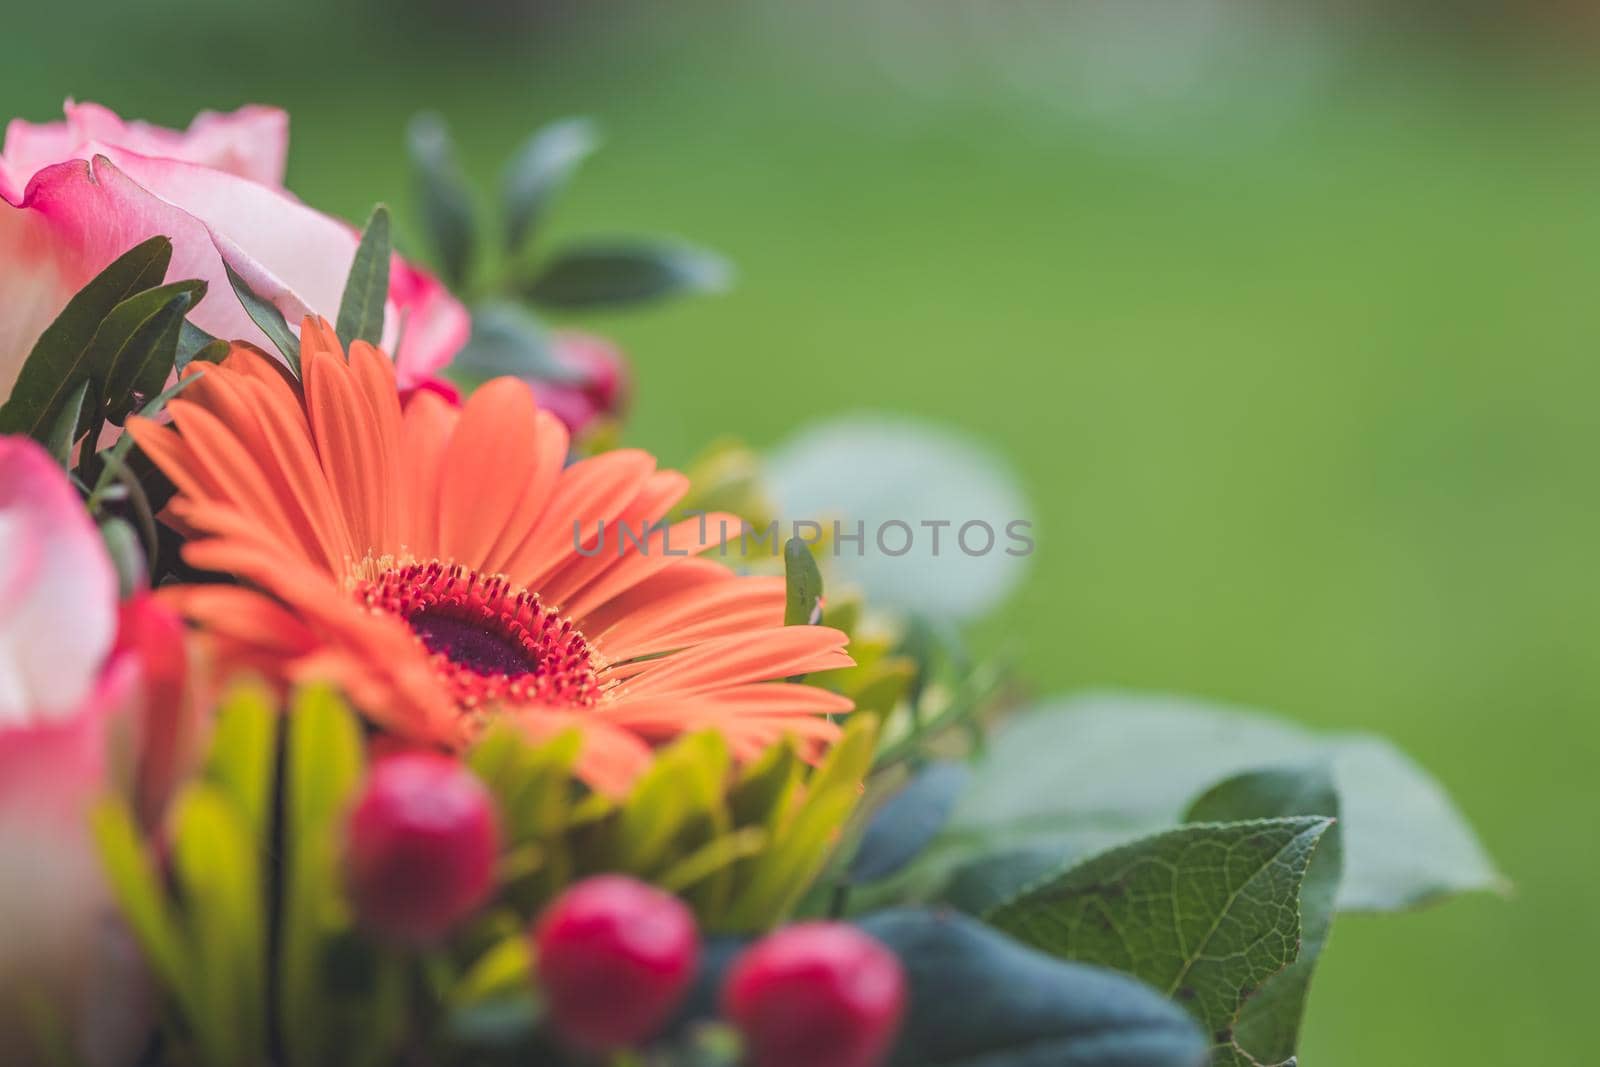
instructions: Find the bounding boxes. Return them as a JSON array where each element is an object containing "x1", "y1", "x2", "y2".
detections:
[
  {"x1": 891, "y1": 691, "x2": 1502, "y2": 914},
  {"x1": 986, "y1": 817, "x2": 1334, "y2": 1067}
]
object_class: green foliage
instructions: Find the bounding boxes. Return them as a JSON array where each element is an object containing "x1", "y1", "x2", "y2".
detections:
[
  {"x1": 521, "y1": 241, "x2": 731, "y2": 311},
  {"x1": 447, "y1": 303, "x2": 582, "y2": 389},
  {"x1": 502, "y1": 117, "x2": 599, "y2": 254},
  {"x1": 859, "y1": 910, "x2": 1208, "y2": 1067},
  {"x1": 472, "y1": 712, "x2": 880, "y2": 934},
  {"x1": 846, "y1": 761, "x2": 969, "y2": 887},
  {"x1": 93, "y1": 686, "x2": 406, "y2": 1067},
  {"x1": 783, "y1": 535, "x2": 824, "y2": 626},
  {"x1": 222, "y1": 259, "x2": 301, "y2": 374},
  {"x1": 280, "y1": 685, "x2": 404, "y2": 1067},
  {"x1": 1185, "y1": 766, "x2": 1343, "y2": 1066},
  {"x1": 407, "y1": 113, "x2": 477, "y2": 289},
  {"x1": 43, "y1": 378, "x2": 92, "y2": 466},
  {"x1": 888, "y1": 691, "x2": 1503, "y2": 914},
  {"x1": 336, "y1": 204, "x2": 392, "y2": 348},
  {"x1": 97, "y1": 515, "x2": 146, "y2": 598},
  {"x1": 95, "y1": 686, "x2": 279, "y2": 1066},
  {"x1": 0, "y1": 235, "x2": 171, "y2": 437},
  {"x1": 0, "y1": 233, "x2": 203, "y2": 466},
  {"x1": 175, "y1": 319, "x2": 228, "y2": 371},
  {"x1": 987, "y1": 817, "x2": 1333, "y2": 1067},
  {"x1": 96, "y1": 279, "x2": 205, "y2": 424}
]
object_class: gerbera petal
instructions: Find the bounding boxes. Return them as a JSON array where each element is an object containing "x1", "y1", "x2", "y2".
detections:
[
  {"x1": 589, "y1": 574, "x2": 785, "y2": 662},
  {"x1": 301, "y1": 318, "x2": 389, "y2": 558},
  {"x1": 399, "y1": 388, "x2": 458, "y2": 559},
  {"x1": 561, "y1": 509, "x2": 742, "y2": 623},
  {"x1": 504, "y1": 449, "x2": 657, "y2": 590},
  {"x1": 606, "y1": 626, "x2": 853, "y2": 699},
  {"x1": 437, "y1": 378, "x2": 559, "y2": 571}
]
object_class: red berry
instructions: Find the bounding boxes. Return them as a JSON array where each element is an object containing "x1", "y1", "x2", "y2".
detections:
[
  {"x1": 723, "y1": 923, "x2": 905, "y2": 1067},
  {"x1": 345, "y1": 753, "x2": 499, "y2": 943},
  {"x1": 533, "y1": 875, "x2": 699, "y2": 1052}
]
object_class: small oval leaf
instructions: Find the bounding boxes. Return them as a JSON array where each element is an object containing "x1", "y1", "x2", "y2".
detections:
[{"x1": 522, "y1": 241, "x2": 731, "y2": 310}]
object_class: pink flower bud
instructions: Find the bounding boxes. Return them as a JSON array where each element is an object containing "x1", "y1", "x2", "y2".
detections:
[
  {"x1": 533, "y1": 875, "x2": 699, "y2": 1052},
  {"x1": 345, "y1": 753, "x2": 498, "y2": 943},
  {"x1": 723, "y1": 922, "x2": 906, "y2": 1067}
]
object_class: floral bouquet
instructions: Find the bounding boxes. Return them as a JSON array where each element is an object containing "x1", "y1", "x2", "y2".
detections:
[{"x1": 0, "y1": 102, "x2": 1503, "y2": 1067}]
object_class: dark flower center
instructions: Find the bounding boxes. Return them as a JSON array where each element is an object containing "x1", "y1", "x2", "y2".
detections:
[
  {"x1": 409, "y1": 612, "x2": 538, "y2": 678},
  {"x1": 357, "y1": 560, "x2": 600, "y2": 709}
]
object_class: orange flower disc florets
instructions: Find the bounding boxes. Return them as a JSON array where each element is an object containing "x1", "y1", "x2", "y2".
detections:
[{"x1": 358, "y1": 560, "x2": 600, "y2": 710}]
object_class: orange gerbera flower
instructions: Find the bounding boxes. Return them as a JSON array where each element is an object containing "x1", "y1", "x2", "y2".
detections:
[{"x1": 129, "y1": 319, "x2": 852, "y2": 793}]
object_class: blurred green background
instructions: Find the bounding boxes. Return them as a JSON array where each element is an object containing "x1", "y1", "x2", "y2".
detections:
[{"x1": 6, "y1": 1, "x2": 1598, "y2": 1061}]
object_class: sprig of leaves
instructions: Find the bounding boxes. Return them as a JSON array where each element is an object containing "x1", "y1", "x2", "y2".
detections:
[
  {"x1": 403, "y1": 113, "x2": 730, "y2": 394},
  {"x1": 0, "y1": 237, "x2": 200, "y2": 441}
]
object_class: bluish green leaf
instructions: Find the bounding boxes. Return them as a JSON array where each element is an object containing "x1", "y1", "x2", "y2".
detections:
[
  {"x1": 861, "y1": 909, "x2": 1209, "y2": 1067},
  {"x1": 44, "y1": 378, "x2": 92, "y2": 467},
  {"x1": 896, "y1": 692, "x2": 1503, "y2": 914},
  {"x1": 0, "y1": 236, "x2": 171, "y2": 437},
  {"x1": 522, "y1": 241, "x2": 731, "y2": 310},
  {"x1": 223, "y1": 260, "x2": 301, "y2": 375},
  {"x1": 99, "y1": 280, "x2": 205, "y2": 424},
  {"x1": 336, "y1": 204, "x2": 392, "y2": 348},
  {"x1": 783, "y1": 536, "x2": 823, "y2": 626},
  {"x1": 502, "y1": 116, "x2": 599, "y2": 253},
  {"x1": 98, "y1": 516, "x2": 146, "y2": 598},
  {"x1": 407, "y1": 113, "x2": 477, "y2": 288},
  {"x1": 175, "y1": 320, "x2": 227, "y2": 371},
  {"x1": 986, "y1": 817, "x2": 1333, "y2": 1067},
  {"x1": 447, "y1": 303, "x2": 583, "y2": 386},
  {"x1": 89, "y1": 370, "x2": 205, "y2": 503},
  {"x1": 848, "y1": 761, "x2": 969, "y2": 885},
  {"x1": 1184, "y1": 766, "x2": 1342, "y2": 1066}
]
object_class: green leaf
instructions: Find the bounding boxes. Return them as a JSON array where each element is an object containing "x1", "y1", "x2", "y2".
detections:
[
  {"x1": 336, "y1": 204, "x2": 392, "y2": 348},
  {"x1": 98, "y1": 280, "x2": 205, "y2": 424},
  {"x1": 720, "y1": 715, "x2": 877, "y2": 931},
  {"x1": 522, "y1": 241, "x2": 731, "y2": 310},
  {"x1": 847, "y1": 761, "x2": 969, "y2": 886},
  {"x1": 91, "y1": 801, "x2": 191, "y2": 1006},
  {"x1": 171, "y1": 784, "x2": 268, "y2": 1065},
  {"x1": 898, "y1": 691, "x2": 1503, "y2": 914},
  {"x1": 175, "y1": 320, "x2": 228, "y2": 371},
  {"x1": 1184, "y1": 766, "x2": 1342, "y2": 1066},
  {"x1": 407, "y1": 113, "x2": 477, "y2": 288},
  {"x1": 613, "y1": 731, "x2": 730, "y2": 874},
  {"x1": 986, "y1": 817, "x2": 1333, "y2": 1067},
  {"x1": 223, "y1": 259, "x2": 301, "y2": 375},
  {"x1": 204, "y1": 686, "x2": 278, "y2": 842},
  {"x1": 88, "y1": 370, "x2": 205, "y2": 504},
  {"x1": 281, "y1": 684, "x2": 368, "y2": 1067},
  {"x1": 447, "y1": 303, "x2": 583, "y2": 386},
  {"x1": 783, "y1": 536, "x2": 824, "y2": 627},
  {"x1": 98, "y1": 516, "x2": 146, "y2": 598},
  {"x1": 859, "y1": 909, "x2": 1209, "y2": 1067},
  {"x1": 502, "y1": 117, "x2": 600, "y2": 253},
  {"x1": 44, "y1": 378, "x2": 92, "y2": 466},
  {"x1": 0, "y1": 236, "x2": 171, "y2": 437}
]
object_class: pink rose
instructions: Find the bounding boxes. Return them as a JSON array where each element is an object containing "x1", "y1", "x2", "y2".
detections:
[
  {"x1": 0, "y1": 436, "x2": 152, "y2": 1065},
  {"x1": 0, "y1": 101, "x2": 468, "y2": 394}
]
